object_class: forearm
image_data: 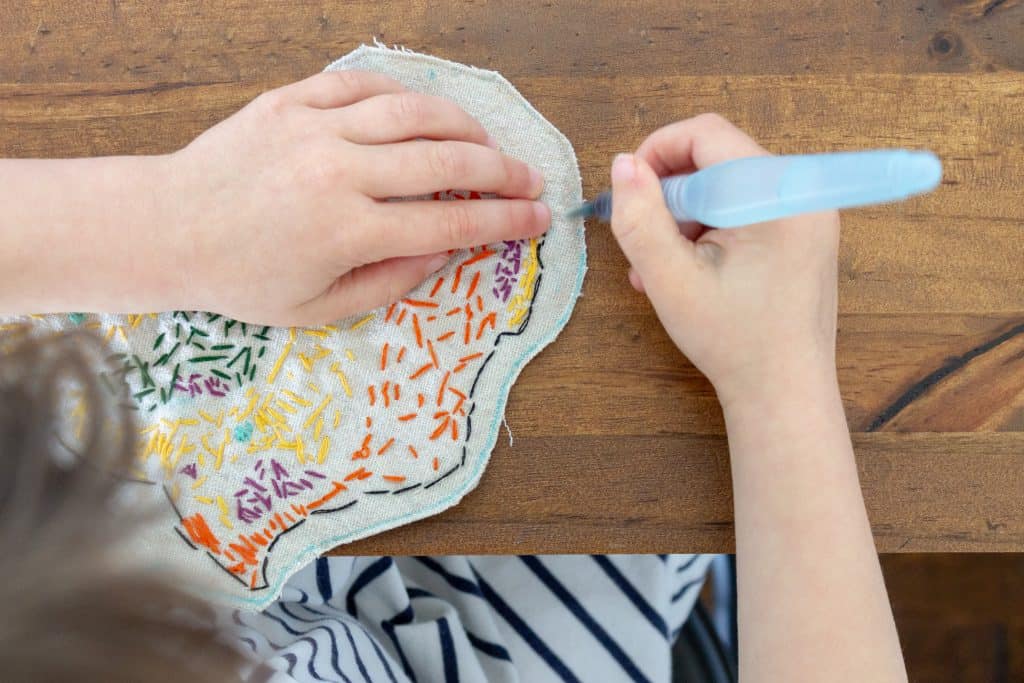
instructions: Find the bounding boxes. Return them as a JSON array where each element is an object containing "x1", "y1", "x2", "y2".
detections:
[
  {"x1": 0, "y1": 156, "x2": 185, "y2": 315},
  {"x1": 723, "y1": 362, "x2": 905, "y2": 683}
]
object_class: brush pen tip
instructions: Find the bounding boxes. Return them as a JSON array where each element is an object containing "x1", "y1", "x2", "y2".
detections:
[{"x1": 567, "y1": 201, "x2": 595, "y2": 219}]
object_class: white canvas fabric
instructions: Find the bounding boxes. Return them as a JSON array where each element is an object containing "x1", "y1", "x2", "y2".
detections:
[{"x1": 1, "y1": 44, "x2": 586, "y2": 610}]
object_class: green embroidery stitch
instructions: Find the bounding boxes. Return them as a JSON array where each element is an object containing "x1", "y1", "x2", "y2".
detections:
[{"x1": 106, "y1": 312, "x2": 272, "y2": 412}]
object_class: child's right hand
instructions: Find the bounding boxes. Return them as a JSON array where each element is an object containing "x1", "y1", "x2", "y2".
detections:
[
  {"x1": 612, "y1": 117, "x2": 908, "y2": 683},
  {"x1": 609, "y1": 114, "x2": 841, "y2": 409}
]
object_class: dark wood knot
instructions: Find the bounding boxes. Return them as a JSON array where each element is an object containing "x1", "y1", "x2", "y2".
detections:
[{"x1": 928, "y1": 31, "x2": 962, "y2": 59}]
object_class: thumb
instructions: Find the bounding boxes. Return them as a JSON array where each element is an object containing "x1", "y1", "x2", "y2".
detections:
[
  {"x1": 609, "y1": 153, "x2": 695, "y2": 296},
  {"x1": 306, "y1": 252, "x2": 450, "y2": 324}
]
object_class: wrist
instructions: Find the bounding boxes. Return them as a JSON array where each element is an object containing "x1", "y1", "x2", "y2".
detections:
[
  {"x1": 0, "y1": 154, "x2": 188, "y2": 315},
  {"x1": 83, "y1": 153, "x2": 193, "y2": 313},
  {"x1": 134, "y1": 152, "x2": 196, "y2": 312},
  {"x1": 719, "y1": 363, "x2": 850, "y2": 472},
  {"x1": 716, "y1": 350, "x2": 841, "y2": 425}
]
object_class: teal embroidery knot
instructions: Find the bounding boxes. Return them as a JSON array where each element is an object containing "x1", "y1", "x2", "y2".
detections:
[
  {"x1": 233, "y1": 421, "x2": 255, "y2": 443},
  {"x1": 67, "y1": 312, "x2": 86, "y2": 325}
]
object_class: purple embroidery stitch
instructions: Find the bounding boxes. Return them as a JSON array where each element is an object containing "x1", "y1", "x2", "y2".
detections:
[
  {"x1": 174, "y1": 373, "x2": 231, "y2": 398},
  {"x1": 175, "y1": 373, "x2": 203, "y2": 397},
  {"x1": 203, "y1": 376, "x2": 229, "y2": 397},
  {"x1": 493, "y1": 239, "x2": 526, "y2": 302},
  {"x1": 234, "y1": 460, "x2": 325, "y2": 523}
]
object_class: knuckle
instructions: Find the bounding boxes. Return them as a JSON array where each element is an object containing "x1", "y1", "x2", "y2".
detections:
[
  {"x1": 392, "y1": 92, "x2": 427, "y2": 127},
  {"x1": 693, "y1": 112, "x2": 766, "y2": 155},
  {"x1": 428, "y1": 142, "x2": 465, "y2": 180},
  {"x1": 612, "y1": 216, "x2": 643, "y2": 245},
  {"x1": 360, "y1": 268, "x2": 404, "y2": 313},
  {"x1": 435, "y1": 98, "x2": 470, "y2": 129},
  {"x1": 443, "y1": 203, "x2": 478, "y2": 245},
  {"x1": 381, "y1": 279, "x2": 404, "y2": 308},
  {"x1": 515, "y1": 200, "x2": 541, "y2": 231},
  {"x1": 694, "y1": 112, "x2": 729, "y2": 129},
  {"x1": 254, "y1": 89, "x2": 288, "y2": 116},
  {"x1": 611, "y1": 203, "x2": 654, "y2": 246},
  {"x1": 329, "y1": 69, "x2": 365, "y2": 95},
  {"x1": 496, "y1": 156, "x2": 519, "y2": 189}
]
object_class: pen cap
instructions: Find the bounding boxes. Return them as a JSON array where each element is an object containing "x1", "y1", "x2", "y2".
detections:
[{"x1": 678, "y1": 150, "x2": 943, "y2": 228}]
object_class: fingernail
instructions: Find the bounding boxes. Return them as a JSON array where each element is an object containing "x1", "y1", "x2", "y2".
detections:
[
  {"x1": 532, "y1": 201, "x2": 551, "y2": 228},
  {"x1": 611, "y1": 153, "x2": 636, "y2": 184},
  {"x1": 528, "y1": 166, "x2": 545, "y2": 196},
  {"x1": 485, "y1": 135, "x2": 499, "y2": 150},
  {"x1": 428, "y1": 252, "x2": 450, "y2": 271}
]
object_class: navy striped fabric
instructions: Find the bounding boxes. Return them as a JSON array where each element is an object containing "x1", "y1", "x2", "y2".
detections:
[{"x1": 228, "y1": 554, "x2": 711, "y2": 683}]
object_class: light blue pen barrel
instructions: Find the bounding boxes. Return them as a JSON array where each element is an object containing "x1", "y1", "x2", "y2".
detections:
[{"x1": 583, "y1": 150, "x2": 942, "y2": 227}]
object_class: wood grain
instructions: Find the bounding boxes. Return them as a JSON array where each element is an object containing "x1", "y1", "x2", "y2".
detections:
[
  {"x1": 339, "y1": 433, "x2": 1024, "y2": 555},
  {"x1": 882, "y1": 554, "x2": 1024, "y2": 681},
  {"x1": 1, "y1": 0, "x2": 1022, "y2": 552},
  {"x1": 2, "y1": 0, "x2": 1022, "y2": 82}
]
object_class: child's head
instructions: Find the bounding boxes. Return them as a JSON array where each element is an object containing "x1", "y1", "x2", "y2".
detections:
[{"x1": 0, "y1": 328, "x2": 244, "y2": 682}]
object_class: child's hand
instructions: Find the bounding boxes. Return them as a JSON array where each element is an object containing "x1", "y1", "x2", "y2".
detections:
[
  {"x1": 162, "y1": 71, "x2": 549, "y2": 326},
  {"x1": 609, "y1": 114, "x2": 840, "y2": 408}
]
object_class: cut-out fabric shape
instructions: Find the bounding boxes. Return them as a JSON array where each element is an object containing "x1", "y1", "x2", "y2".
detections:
[{"x1": 0, "y1": 44, "x2": 586, "y2": 610}]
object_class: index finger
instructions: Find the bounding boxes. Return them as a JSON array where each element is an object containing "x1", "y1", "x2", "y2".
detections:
[
  {"x1": 276, "y1": 70, "x2": 407, "y2": 109},
  {"x1": 635, "y1": 113, "x2": 769, "y2": 176},
  {"x1": 357, "y1": 140, "x2": 543, "y2": 200}
]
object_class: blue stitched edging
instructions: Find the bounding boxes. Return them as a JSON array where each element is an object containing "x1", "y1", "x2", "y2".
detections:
[{"x1": 193, "y1": 44, "x2": 587, "y2": 610}]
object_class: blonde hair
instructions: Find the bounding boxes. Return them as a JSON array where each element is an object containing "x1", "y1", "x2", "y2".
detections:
[{"x1": 0, "y1": 328, "x2": 245, "y2": 682}]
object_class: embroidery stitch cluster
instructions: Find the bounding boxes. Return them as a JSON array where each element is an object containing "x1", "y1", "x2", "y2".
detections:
[
  {"x1": 131, "y1": 238, "x2": 541, "y2": 592},
  {"x1": 0, "y1": 44, "x2": 587, "y2": 609}
]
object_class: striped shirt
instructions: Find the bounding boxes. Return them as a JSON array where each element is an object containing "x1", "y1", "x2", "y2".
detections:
[{"x1": 229, "y1": 554, "x2": 710, "y2": 682}]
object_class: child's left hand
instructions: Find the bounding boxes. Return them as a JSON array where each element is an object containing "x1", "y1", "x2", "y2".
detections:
[{"x1": 159, "y1": 70, "x2": 549, "y2": 325}]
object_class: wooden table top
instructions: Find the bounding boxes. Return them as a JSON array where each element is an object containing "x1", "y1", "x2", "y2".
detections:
[{"x1": 2, "y1": 1, "x2": 1022, "y2": 553}]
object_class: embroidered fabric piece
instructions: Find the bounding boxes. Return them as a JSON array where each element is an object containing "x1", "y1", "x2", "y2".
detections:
[{"x1": 1, "y1": 44, "x2": 586, "y2": 610}]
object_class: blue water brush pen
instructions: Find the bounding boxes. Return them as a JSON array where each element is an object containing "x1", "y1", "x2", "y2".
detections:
[{"x1": 570, "y1": 150, "x2": 943, "y2": 227}]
